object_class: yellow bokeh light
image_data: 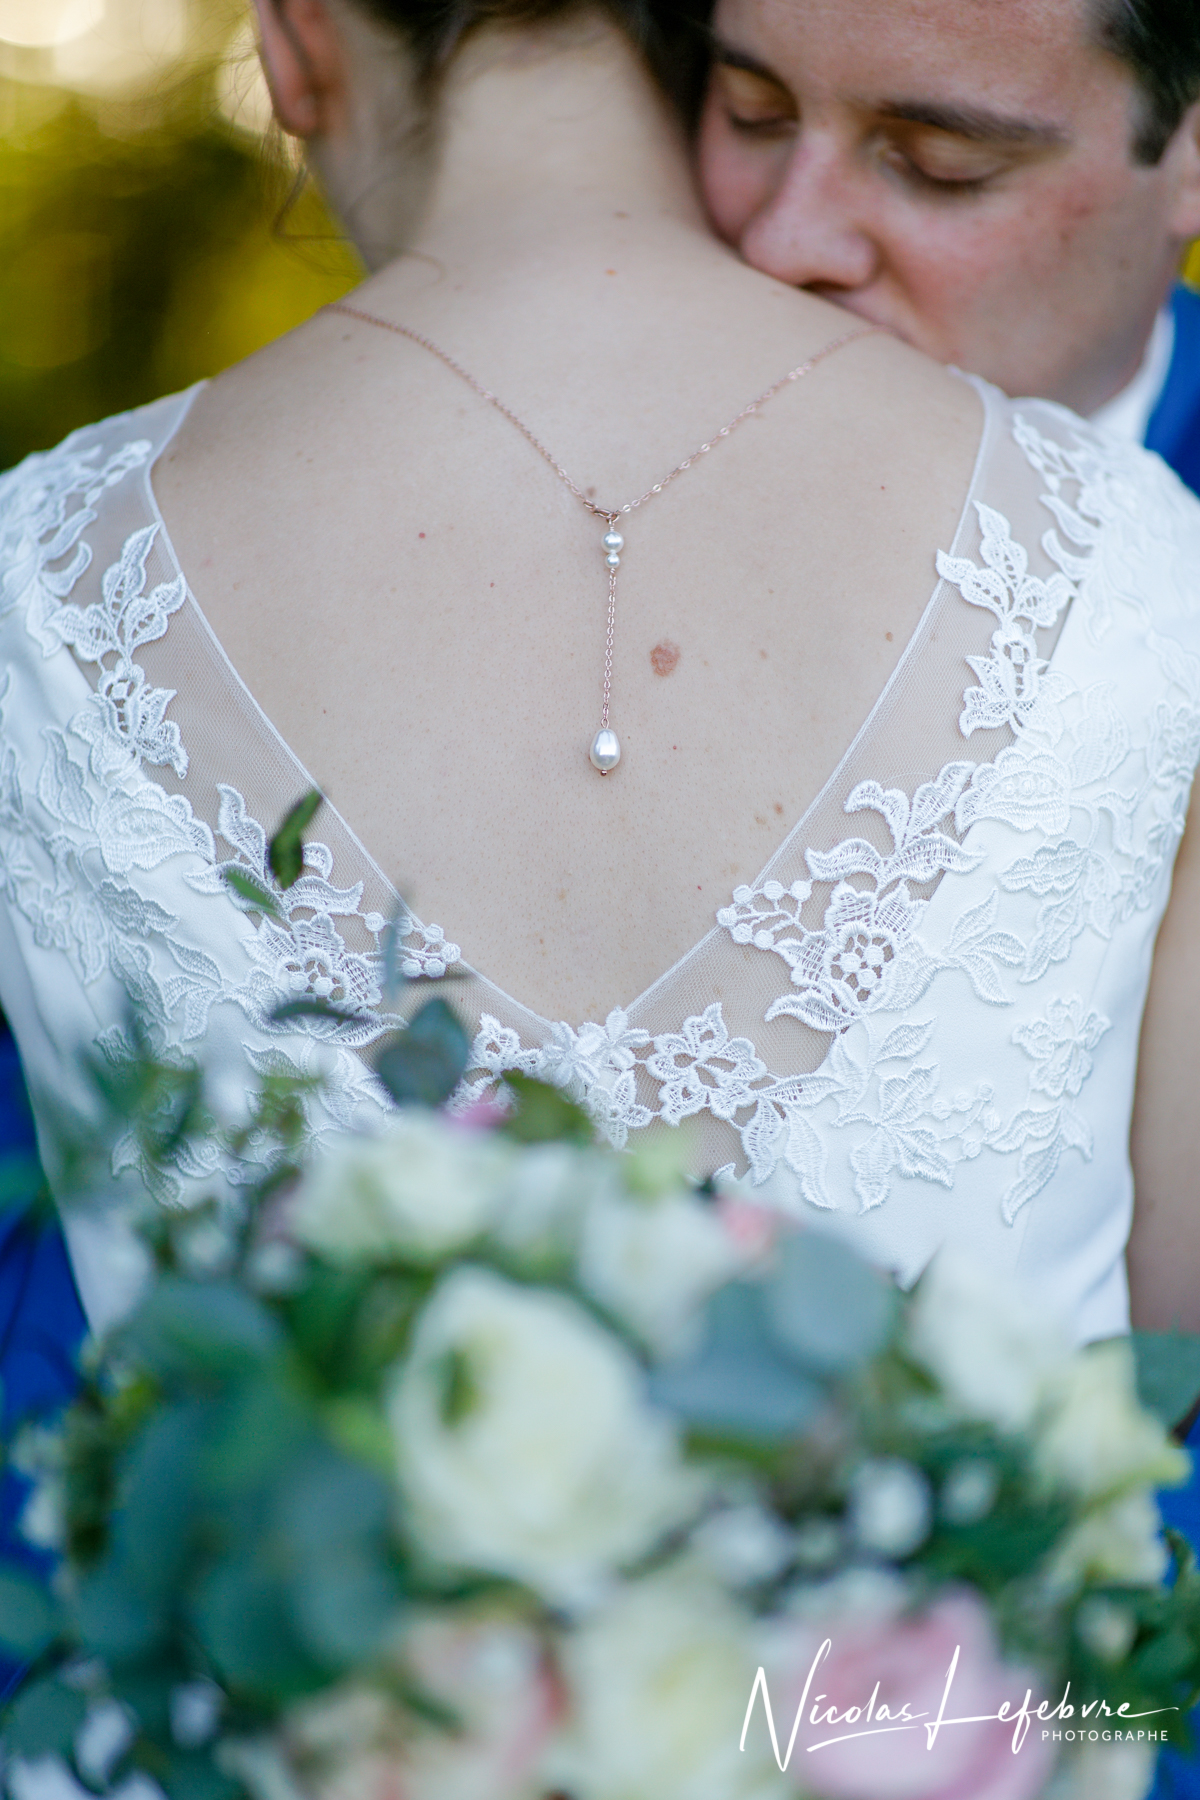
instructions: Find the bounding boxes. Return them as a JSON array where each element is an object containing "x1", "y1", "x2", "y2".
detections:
[{"x1": 0, "y1": 0, "x2": 104, "y2": 50}]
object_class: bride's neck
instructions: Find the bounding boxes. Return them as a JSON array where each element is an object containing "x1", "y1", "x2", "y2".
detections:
[{"x1": 338, "y1": 14, "x2": 705, "y2": 273}]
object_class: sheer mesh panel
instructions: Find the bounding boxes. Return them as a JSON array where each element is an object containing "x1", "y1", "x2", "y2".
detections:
[{"x1": 88, "y1": 378, "x2": 1073, "y2": 1180}]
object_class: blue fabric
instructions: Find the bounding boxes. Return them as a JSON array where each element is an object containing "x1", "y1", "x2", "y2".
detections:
[
  {"x1": 1146, "y1": 284, "x2": 1200, "y2": 498},
  {"x1": 0, "y1": 1022, "x2": 86, "y2": 1703},
  {"x1": 1148, "y1": 1410, "x2": 1200, "y2": 1799},
  {"x1": 1144, "y1": 281, "x2": 1200, "y2": 1796}
]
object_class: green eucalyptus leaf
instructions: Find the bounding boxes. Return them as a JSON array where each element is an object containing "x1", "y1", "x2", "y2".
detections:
[
  {"x1": 125, "y1": 1277, "x2": 282, "y2": 1383},
  {"x1": 5, "y1": 1675, "x2": 89, "y2": 1758},
  {"x1": 374, "y1": 998, "x2": 470, "y2": 1108},
  {"x1": 270, "y1": 997, "x2": 372, "y2": 1030},
  {"x1": 221, "y1": 868, "x2": 283, "y2": 920},
  {"x1": 1131, "y1": 1330, "x2": 1200, "y2": 1428},
  {"x1": 268, "y1": 790, "x2": 324, "y2": 891},
  {"x1": 0, "y1": 1567, "x2": 62, "y2": 1658},
  {"x1": 498, "y1": 1072, "x2": 593, "y2": 1146},
  {"x1": 919, "y1": 1504, "x2": 1071, "y2": 1588},
  {"x1": 289, "y1": 1547, "x2": 403, "y2": 1666},
  {"x1": 112, "y1": 1403, "x2": 205, "y2": 1603},
  {"x1": 73, "y1": 1566, "x2": 165, "y2": 1663},
  {"x1": 274, "y1": 1449, "x2": 391, "y2": 1553},
  {"x1": 765, "y1": 1232, "x2": 897, "y2": 1376},
  {"x1": 149, "y1": 1750, "x2": 241, "y2": 1800},
  {"x1": 191, "y1": 1559, "x2": 329, "y2": 1701},
  {"x1": 649, "y1": 1281, "x2": 822, "y2": 1441},
  {"x1": 204, "y1": 1377, "x2": 313, "y2": 1494}
]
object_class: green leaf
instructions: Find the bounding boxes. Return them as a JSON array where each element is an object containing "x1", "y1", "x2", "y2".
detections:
[
  {"x1": 270, "y1": 997, "x2": 371, "y2": 1030},
  {"x1": 289, "y1": 1547, "x2": 402, "y2": 1667},
  {"x1": 73, "y1": 1567, "x2": 166, "y2": 1663},
  {"x1": 190, "y1": 1560, "x2": 328, "y2": 1701},
  {"x1": 374, "y1": 998, "x2": 470, "y2": 1108},
  {"x1": 920, "y1": 1504, "x2": 1071, "y2": 1588},
  {"x1": 221, "y1": 867, "x2": 283, "y2": 920},
  {"x1": 1131, "y1": 1330, "x2": 1200, "y2": 1427},
  {"x1": 765, "y1": 1232, "x2": 896, "y2": 1376},
  {"x1": 268, "y1": 790, "x2": 324, "y2": 891},
  {"x1": 498, "y1": 1072, "x2": 593, "y2": 1145},
  {"x1": 146, "y1": 1750, "x2": 242, "y2": 1800},
  {"x1": 648, "y1": 1282, "x2": 823, "y2": 1441},
  {"x1": 0, "y1": 1568, "x2": 62, "y2": 1658},
  {"x1": 5, "y1": 1675, "x2": 89, "y2": 1758},
  {"x1": 125, "y1": 1277, "x2": 282, "y2": 1383},
  {"x1": 274, "y1": 1448, "x2": 390, "y2": 1556}
]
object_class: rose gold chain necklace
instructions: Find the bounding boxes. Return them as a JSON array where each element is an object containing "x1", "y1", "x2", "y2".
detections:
[{"x1": 330, "y1": 300, "x2": 875, "y2": 774}]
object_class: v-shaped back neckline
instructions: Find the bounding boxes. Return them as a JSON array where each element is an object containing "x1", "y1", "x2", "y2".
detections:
[{"x1": 138, "y1": 373, "x2": 1003, "y2": 1036}]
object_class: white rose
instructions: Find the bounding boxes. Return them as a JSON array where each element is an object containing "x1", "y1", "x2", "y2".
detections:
[
  {"x1": 1049, "y1": 1489, "x2": 1170, "y2": 1589},
  {"x1": 1033, "y1": 1338, "x2": 1190, "y2": 1501},
  {"x1": 907, "y1": 1248, "x2": 1068, "y2": 1433},
  {"x1": 289, "y1": 1115, "x2": 514, "y2": 1264},
  {"x1": 488, "y1": 1142, "x2": 617, "y2": 1263},
  {"x1": 389, "y1": 1267, "x2": 700, "y2": 1604},
  {"x1": 543, "y1": 1563, "x2": 788, "y2": 1800},
  {"x1": 577, "y1": 1185, "x2": 743, "y2": 1355}
]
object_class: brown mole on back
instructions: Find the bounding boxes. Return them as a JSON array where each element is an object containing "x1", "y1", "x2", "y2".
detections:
[{"x1": 650, "y1": 639, "x2": 681, "y2": 677}]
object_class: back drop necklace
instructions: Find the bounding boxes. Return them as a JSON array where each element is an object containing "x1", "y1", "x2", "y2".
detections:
[{"x1": 330, "y1": 301, "x2": 875, "y2": 774}]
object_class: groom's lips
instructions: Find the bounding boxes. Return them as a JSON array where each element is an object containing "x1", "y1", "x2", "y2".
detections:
[{"x1": 805, "y1": 289, "x2": 905, "y2": 345}]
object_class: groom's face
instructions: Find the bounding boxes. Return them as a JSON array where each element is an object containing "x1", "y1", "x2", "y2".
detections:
[{"x1": 698, "y1": 0, "x2": 1200, "y2": 413}]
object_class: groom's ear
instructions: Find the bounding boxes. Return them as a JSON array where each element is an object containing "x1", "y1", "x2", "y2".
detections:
[{"x1": 251, "y1": 0, "x2": 349, "y2": 141}]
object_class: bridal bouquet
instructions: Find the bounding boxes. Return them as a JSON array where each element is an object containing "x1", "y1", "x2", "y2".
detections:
[{"x1": 3, "y1": 992, "x2": 1200, "y2": 1800}]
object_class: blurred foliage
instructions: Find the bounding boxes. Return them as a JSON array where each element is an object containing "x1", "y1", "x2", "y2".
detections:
[{"x1": 0, "y1": 0, "x2": 361, "y2": 472}]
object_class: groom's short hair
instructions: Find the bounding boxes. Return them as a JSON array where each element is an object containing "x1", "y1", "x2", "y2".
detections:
[{"x1": 1097, "y1": 0, "x2": 1200, "y2": 161}]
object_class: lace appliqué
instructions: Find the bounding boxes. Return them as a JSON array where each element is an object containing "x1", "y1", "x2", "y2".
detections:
[
  {"x1": 453, "y1": 416, "x2": 1199, "y2": 1224},
  {"x1": 0, "y1": 433, "x2": 461, "y2": 1196}
]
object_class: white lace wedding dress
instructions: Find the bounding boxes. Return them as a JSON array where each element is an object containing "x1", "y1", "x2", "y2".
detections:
[{"x1": 3, "y1": 377, "x2": 1199, "y2": 1345}]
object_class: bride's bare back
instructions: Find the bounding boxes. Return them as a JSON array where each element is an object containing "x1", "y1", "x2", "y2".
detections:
[{"x1": 154, "y1": 14, "x2": 981, "y2": 1025}]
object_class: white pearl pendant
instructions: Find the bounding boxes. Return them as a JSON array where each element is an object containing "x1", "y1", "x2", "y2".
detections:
[{"x1": 589, "y1": 728, "x2": 621, "y2": 773}]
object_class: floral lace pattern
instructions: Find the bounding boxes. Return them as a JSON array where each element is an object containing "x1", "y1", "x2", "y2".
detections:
[
  {"x1": 452, "y1": 418, "x2": 1200, "y2": 1223},
  {"x1": 1, "y1": 399, "x2": 1198, "y2": 1246},
  {"x1": 0, "y1": 434, "x2": 461, "y2": 1195}
]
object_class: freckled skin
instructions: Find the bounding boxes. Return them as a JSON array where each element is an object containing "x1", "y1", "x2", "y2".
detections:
[
  {"x1": 650, "y1": 639, "x2": 681, "y2": 675},
  {"x1": 696, "y1": 0, "x2": 1200, "y2": 414}
]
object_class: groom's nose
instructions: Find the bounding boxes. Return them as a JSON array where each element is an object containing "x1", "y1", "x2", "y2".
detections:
[{"x1": 737, "y1": 141, "x2": 881, "y2": 294}]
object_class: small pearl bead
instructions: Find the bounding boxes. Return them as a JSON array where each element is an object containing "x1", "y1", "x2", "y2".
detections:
[
  {"x1": 589, "y1": 728, "x2": 621, "y2": 773},
  {"x1": 602, "y1": 529, "x2": 624, "y2": 552},
  {"x1": 605, "y1": 551, "x2": 621, "y2": 568}
]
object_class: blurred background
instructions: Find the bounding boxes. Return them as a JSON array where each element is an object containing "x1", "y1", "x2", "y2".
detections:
[
  {"x1": 0, "y1": 0, "x2": 1197, "y2": 471},
  {"x1": 0, "y1": 0, "x2": 360, "y2": 472}
]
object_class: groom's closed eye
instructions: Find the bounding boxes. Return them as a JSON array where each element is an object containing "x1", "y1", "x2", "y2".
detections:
[
  {"x1": 874, "y1": 102, "x2": 1071, "y2": 194},
  {"x1": 710, "y1": 60, "x2": 797, "y2": 137},
  {"x1": 708, "y1": 49, "x2": 1070, "y2": 195}
]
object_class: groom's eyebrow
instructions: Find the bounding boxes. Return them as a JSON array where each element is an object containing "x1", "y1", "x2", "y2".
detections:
[
  {"x1": 707, "y1": 42, "x2": 1068, "y2": 150},
  {"x1": 709, "y1": 40, "x2": 789, "y2": 83},
  {"x1": 871, "y1": 100, "x2": 1070, "y2": 148}
]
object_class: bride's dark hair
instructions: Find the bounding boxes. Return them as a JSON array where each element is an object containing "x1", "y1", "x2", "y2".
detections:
[{"x1": 349, "y1": 0, "x2": 708, "y2": 118}]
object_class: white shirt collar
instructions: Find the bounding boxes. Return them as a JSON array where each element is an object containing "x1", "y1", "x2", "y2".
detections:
[{"x1": 1090, "y1": 307, "x2": 1176, "y2": 442}]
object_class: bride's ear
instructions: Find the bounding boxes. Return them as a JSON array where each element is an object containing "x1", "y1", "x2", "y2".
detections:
[{"x1": 252, "y1": 0, "x2": 349, "y2": 141}]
